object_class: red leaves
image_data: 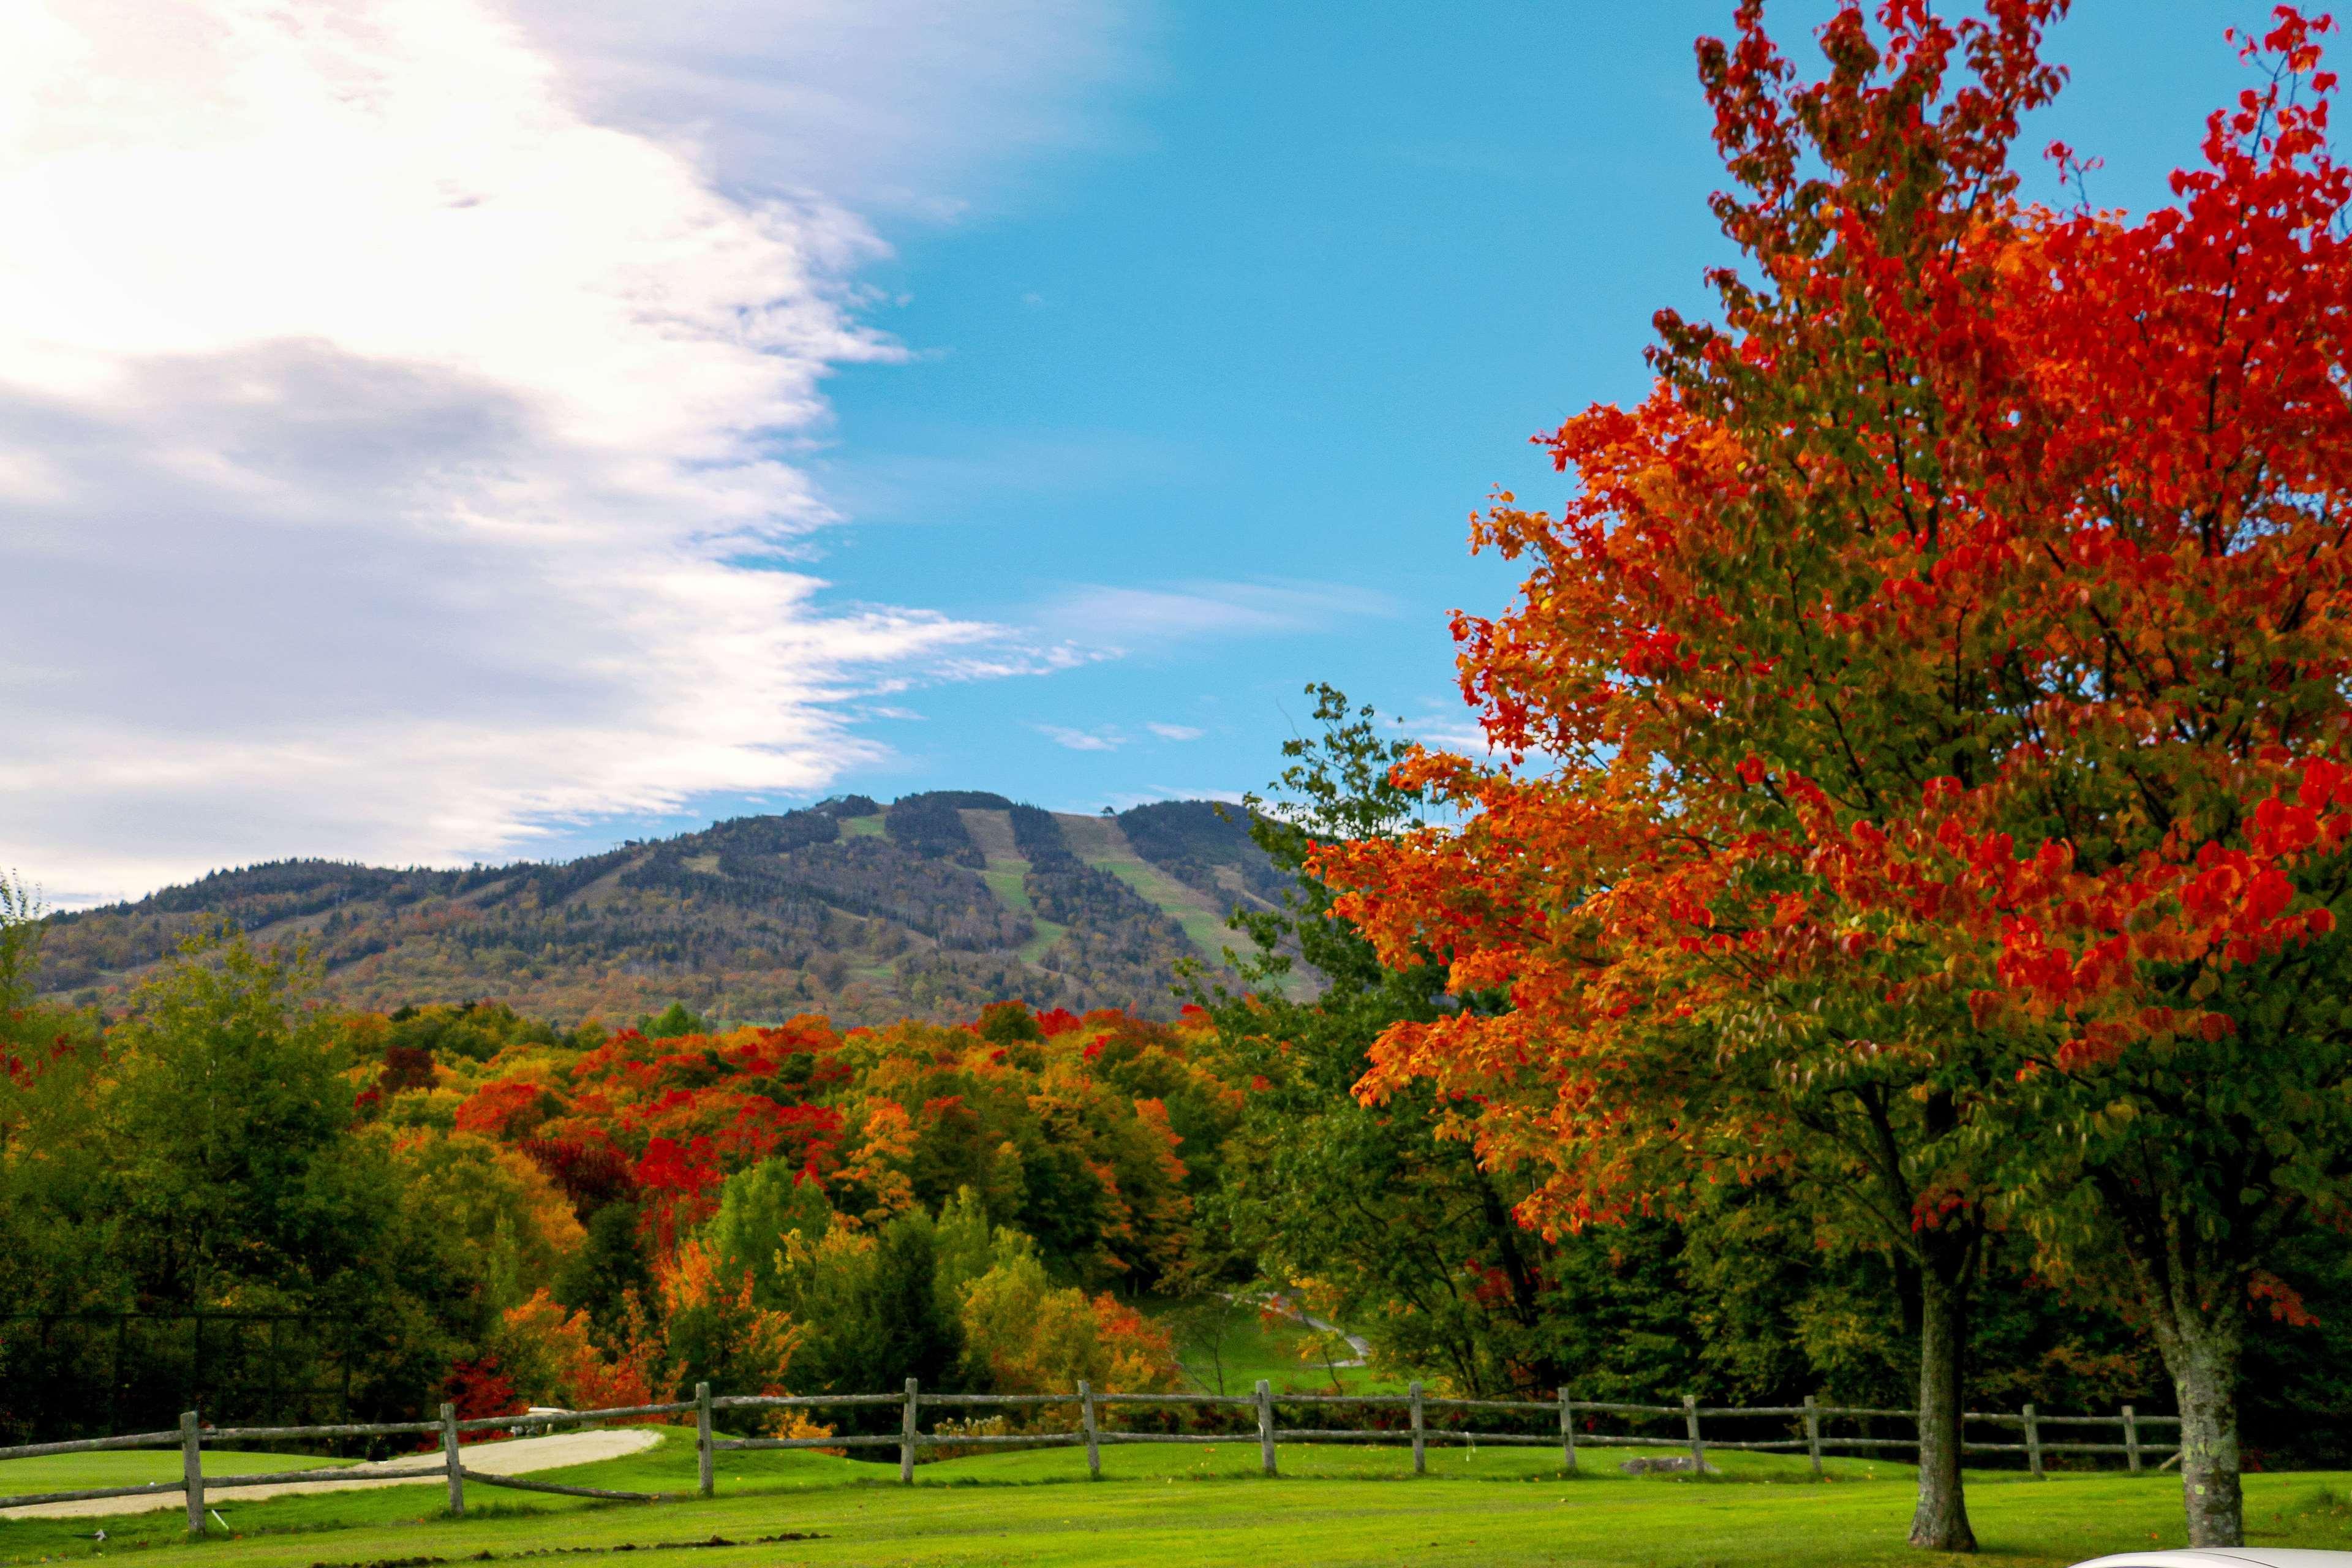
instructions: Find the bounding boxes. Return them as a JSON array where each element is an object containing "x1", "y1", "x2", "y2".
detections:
[
  {"x1": 1463, "y1": 1257, "x2": 1518, "y2": 1308},
  {"x1": 455, "y1": 1079, "x2": 546, "y2": 1140},
  {"x1": 1314, "y1": 1, "x2": 2352, "y2": 1245},
  {"x1": 443, "y1": 1357, "x2": 524, "y2": 1428},
  {"x1": 520, "y1": 1133, "x2": 636, "y2": 1218},
  {"x1": 635, "y1": 1134, "x2": 725, "y2": 1260},
  {"x1": 2250, "y1": 1268, "x2": 2321, "y2": 1327},
  {"x1": 635, "y1": 1134, "x2": 722, "y2": 1199}
]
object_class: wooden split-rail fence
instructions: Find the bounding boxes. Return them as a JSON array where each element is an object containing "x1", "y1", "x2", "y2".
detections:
[{"x1": 0, "y1": 1381, "x2": 2182, "y2": 1531}]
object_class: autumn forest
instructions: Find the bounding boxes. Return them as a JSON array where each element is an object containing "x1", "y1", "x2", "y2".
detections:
[{"x1": 12, "y1": 2, "x2": 2352, "y2": 1559}]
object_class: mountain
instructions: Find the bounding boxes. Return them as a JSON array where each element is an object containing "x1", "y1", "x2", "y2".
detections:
[{"x1": 36, "y1": 794, "x2": 1298, "y2": 1025}]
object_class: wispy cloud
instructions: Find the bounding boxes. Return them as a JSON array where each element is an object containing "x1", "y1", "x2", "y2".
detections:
[
  {"x1": 1146, "y1": 722, "x2": 1204, "y2": 741},
  {"x1": 1036, "y1": 724, "x2": 1125, "y2": 753},
  {"x1": 1395, "y1": 710, "x2": 1500, "y2": 756},
  {"x1": 1051, "y1": 580, "x2": 1400, "y2": 652},
  {"x1": 1, "y1": 0, "x2": 1134, "y2": 903},
  {"x1": 817, "y1": 431, "x2": 1188, "y2": 522},
  {"x1": 508, "y1": 0, "x2": 1143, "y2": 219},
  {"x1": 1099, "y1": 786, "x2": 1247, "y2": 811}
]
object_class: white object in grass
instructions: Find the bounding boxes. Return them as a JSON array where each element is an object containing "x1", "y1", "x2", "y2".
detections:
[{"x1": 2070, "y1": 1551, "x2": 2352, "y2": 1566}]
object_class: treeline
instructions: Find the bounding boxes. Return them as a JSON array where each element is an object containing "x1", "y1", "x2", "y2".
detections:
[
  {"x1": 1194, "y1": 693, "x2": 2352, "y2": 1472},
  {"x1": 8, "y1": 780, "x2": 2350, "y2": 1465},
  {"x1": 33, "y1": 795, "x2": 1279, "y2": 1028},
  {"x1": 0, "y1": 921, "x2": 1214, "y2": 1444}
]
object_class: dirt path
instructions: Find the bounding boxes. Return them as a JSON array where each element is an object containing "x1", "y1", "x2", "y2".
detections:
[
  {"x1": 1256, "y1": 1291, "x2": 1373, "y2": 1366},
  {"x1": 3, "y1": 1428, "x2": 664, "y2": 1521}
]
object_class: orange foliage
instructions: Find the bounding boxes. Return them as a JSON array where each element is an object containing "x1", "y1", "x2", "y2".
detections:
[
  {"x1": 498, "y1": 1289, "x2": 671, "y2": 1415},
  {"x1": 1316, "y1": 4, "x2": 2352, "y2": 1545},
  {"x1": 454, "y1": 1079, "x2": 548, "y2": 1140},
  {"x1": 1322, "y1": 0, "x2": 2352, "y2": 1237}
]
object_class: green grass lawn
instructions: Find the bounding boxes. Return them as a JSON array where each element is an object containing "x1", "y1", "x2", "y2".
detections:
[
  {"x1": 10, "y1": 1426, "x2": 2352, "y2": 1568},
  {"x1": 0, "y1": 1447, "x2": 360, "y2": 1496},
  {"x1": 1162, "y1": 1295, "x2": 1404, "y2": 1398}
]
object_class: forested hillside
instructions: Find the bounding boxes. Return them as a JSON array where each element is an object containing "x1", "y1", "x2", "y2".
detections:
[{"x1": 36, "y1": 795, "x2": 1287, "y2": 1025}]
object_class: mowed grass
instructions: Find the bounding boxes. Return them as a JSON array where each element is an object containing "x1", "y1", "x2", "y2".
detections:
[
  {"x1": 9, "y1": 1425, "x2": 2352, "y2": 1567},
  {"x1": 1163, "y1": 1296, "x2": 1404, "y2": 1398},
  {"x1": 974, "y1": 859, "x2": 1071, "y2": 964},
  {"x1": 0, "y1": 1447, "x2": 360, "y2": 1495},
  {"x1": 1090, "y1": 853, "x2": 1237, "y2": 959}
]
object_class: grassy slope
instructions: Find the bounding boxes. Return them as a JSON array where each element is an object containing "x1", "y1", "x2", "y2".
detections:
[
  {"x1": 1162, "y1": 1297, "x2": 1404, "y2": 1398},
  {"x1": 9, "y1": 1427, "x2": 2352, "y2": 1567},
  {"x1": 1052, "y1": 814, "x2": 1320, "y2": 1003},
  {"x1": 1057, "y1": 815, "x2": 1240, "y2": 959},
  {"x1": 959, "y1": 810, "x2": 1070, "y2": 966}
]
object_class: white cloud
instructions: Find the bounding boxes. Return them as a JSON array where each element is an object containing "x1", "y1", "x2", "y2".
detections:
[
  {"x1": 1036, "y1": 724, "x2": 1124, "y2": 753},
  {"x1": 1099, "y1": 786, "x2": 1246, "y2": 810},
  {"x1": 1146, "y1": 722, "x2": 1204, "y2": 741},
  {"x1": 1052, "y1": 580, "x2": 1399, "y2": 652},
  {"x1": 505, "y1": 0, "x2": 1142, "y2": 217},
  {"x1": 0, "y1": 0, "x2": 1130, "y2": 903}
]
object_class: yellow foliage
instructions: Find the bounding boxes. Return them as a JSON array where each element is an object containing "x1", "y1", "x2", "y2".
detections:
[
  {"x1": 495, "y1": 1289, "x2": 671, "y2": 1415},
  {"x1": 957, "y1": 1251, "x2": 1181, "y2": 1414},
  {"x1": 835, "y1": 1096, "x2": 918, "y2": 1226}
]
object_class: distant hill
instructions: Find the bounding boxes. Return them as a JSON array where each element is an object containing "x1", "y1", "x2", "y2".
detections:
[{"x1": 37, "y1": 795, "x2": 1297, "y2": 1025}]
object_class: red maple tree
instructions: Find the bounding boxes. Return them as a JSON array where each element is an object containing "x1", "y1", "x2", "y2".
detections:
[{"x1": 1321, "y1": 2, "x2": 2352, "y2": 1550}]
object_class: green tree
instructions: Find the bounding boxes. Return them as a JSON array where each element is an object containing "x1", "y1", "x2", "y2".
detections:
[
  {"x1": 556, "y1": 1200, "x2": 654, "y2": 1338},
  {"x1": 640, "y1": 1001, "x2": 708, "y2": 1040},
  {"x1": 1201, "y1": 689, "x2": 1643, "y2": 1396},
  {"x1": 0, "y1": 874, "x2": 114, "y2": 1441},
  {"x1": 104, "y1": 929, "x2": 380, "y2": 1309},
  {"x1": 778, "y1": 1208, "x2": 965, "y2": 1438},
  {"x1": 0, "y1": 870, "x2": 40, "y2": 1016},
  {"x1": 706, "y1": 1157, "x2": 835, "y2": 1303}
]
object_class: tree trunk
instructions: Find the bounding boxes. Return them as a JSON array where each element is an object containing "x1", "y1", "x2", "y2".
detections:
[
  {"x1": 2100, "y1": 1171, "x2": 2250, "y2": 1551},
  {"x1": 1908, "y1": 1259, "x2": 1976, "y2": 1552},
  {"x1": 2160, "y1": 1303, "x2": 2244, "y2": 1548}
]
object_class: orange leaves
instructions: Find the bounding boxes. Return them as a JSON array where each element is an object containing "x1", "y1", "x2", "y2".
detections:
[
  {"x1": 454, "y1": 1079, "x2": 548, "y2": 1140},
  {"x1": 498, "y1": 1287, "x2": 672, "y2": 1415},
  {"x1": 1318, "y1": 0, "x2": 2352, "y2": 1259}
]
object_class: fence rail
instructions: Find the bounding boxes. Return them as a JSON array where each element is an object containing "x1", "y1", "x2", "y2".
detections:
[{"x1": 0, "y1": 1381, "x2": 2182, "y2": 1529}]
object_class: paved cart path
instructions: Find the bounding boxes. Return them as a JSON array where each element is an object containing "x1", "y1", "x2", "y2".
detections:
[{"x1": 2, "y1": 1427, "x2": 663, "y2": 1520}]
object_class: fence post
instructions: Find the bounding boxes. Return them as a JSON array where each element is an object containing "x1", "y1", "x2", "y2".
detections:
[
  {"x1": 1079, "y1": 1380, "x2": 1101, "y2": 1480},
  {"x1": 695, "y1": 1381, "x2": 714, "y2": 1498},
  {"x1": 1803, "y1": 1395, "x2": 1822, "y2": 1480},
  {"x1": 440, "y1": 1401, "x2": 464, "y2": 1517},
  {"x1": 1559, "y1": 1387, "x2": 1577, "y2": 1476},
  {"x1": 2023, "y1": 1402, "x2": 2042, "y2": 1479},
  {"x1": 1255, "y1": 1379, "x2": 1276, "y2": 1477},
  {"x1": 2123, "y1": 1404, "x2": 2141, "y2": 1474},
  {"x1": 1683, "y1": 1393, "x2": 1705, "y2": 1474},
  {"x1": 179, "y1": 1409, "x2": 205, "y2": 1536},
  {"x1": 900, "y1": 1378, "x2": 919, "y2": 1484},
  {"x1": 1409, "y1": 1380, "x2": 1425, "y2": 1476}
]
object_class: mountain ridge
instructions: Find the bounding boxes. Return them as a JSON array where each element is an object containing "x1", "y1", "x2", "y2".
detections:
[{"x1": 36, "y1": 793, "x2": 1293, "y2": 1025}]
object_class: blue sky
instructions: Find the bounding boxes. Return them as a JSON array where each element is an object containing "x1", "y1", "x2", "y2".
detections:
[
  {"x1": 0, "y1": 1, "x2": 2273, "y2": 898},
  {"x1": 647, "y1": 1, "x2": 2258, "y2": 834}
]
